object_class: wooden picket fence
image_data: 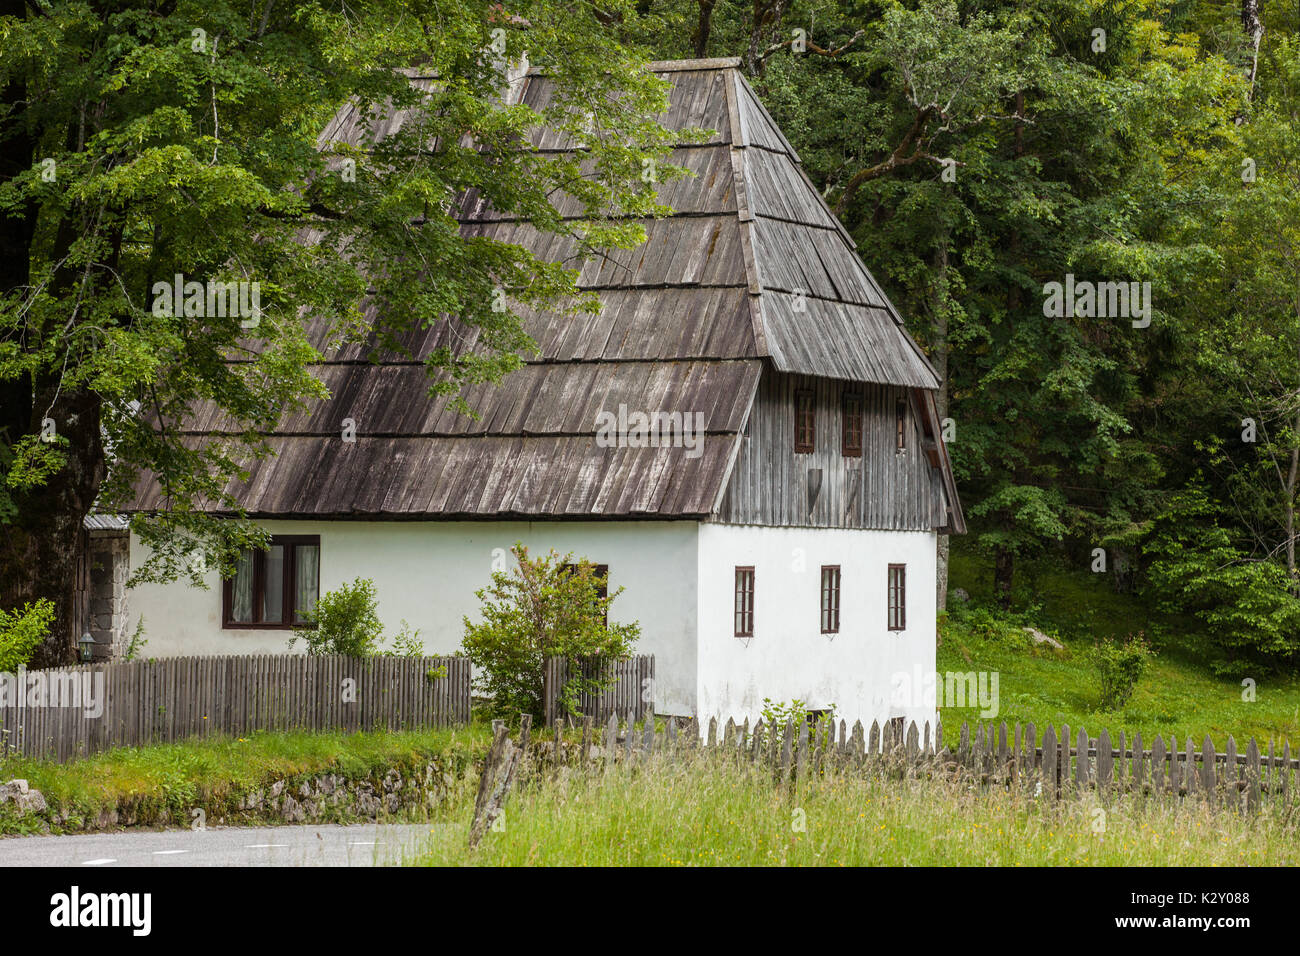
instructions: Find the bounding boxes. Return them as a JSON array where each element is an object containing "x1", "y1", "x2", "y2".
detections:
[
  {"x1": 541, "y1": 655, "x2": 654, "y2": 727},
  {"x1": 0, "y1": 654, "x2": 472, "y2": 763},
  {"x1": 472, "y1": 711, "x2": 1300, "y2": 825}
]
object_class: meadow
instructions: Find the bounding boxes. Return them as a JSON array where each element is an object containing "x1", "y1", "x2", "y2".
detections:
[{"x1": 409, "y1": 748, "x2": 1300, "y2": 866}]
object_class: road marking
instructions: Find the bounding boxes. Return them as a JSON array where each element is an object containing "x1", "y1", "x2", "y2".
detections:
[
  {"x1": 152, "y1": 850, "x2": 188, "y2": 855},
  {"x1": 348, "y1": 841, "x2": 382, "y2": 846},
  {"x1": 83, "y1": 859, "x2": 116, "y2": 865},
  {"x1": 244, "y1": 844, "x2": 289, "y2": 848}
]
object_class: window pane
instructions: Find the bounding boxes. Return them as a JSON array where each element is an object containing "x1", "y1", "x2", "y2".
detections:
[
  {"x1": 262, "y1": 544, "x2": 285, "y2": 624},
  {"x1": 231, "y1": 550, "x2": 254, "y2": 623},
  {"x1": 294, "y1": 544, "x2": 319, "y2": 622}
]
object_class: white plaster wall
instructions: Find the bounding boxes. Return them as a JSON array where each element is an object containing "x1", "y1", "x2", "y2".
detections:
[
  {"x1": 695, "y1": 523, "x2": 937, "y2": 731},
  {"x1": 127, "y1": 520, "x2": 700, "y2": 715}
]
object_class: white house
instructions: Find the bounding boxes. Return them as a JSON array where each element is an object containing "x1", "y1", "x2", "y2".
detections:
[{"x1": 123, "y1": 57, "x2": 964, "y2": 730}]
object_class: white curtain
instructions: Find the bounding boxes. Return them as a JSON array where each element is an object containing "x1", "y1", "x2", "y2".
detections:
[
  {"x1": 295, "y1": 544, "x2": 319, "y2": 622},
  {"x1": 231, "y1": 550, "x2": 254, "y2": 622}
]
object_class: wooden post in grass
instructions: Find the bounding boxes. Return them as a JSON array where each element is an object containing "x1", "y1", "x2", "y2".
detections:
[
  {"x1": 1040, "y1": 725, "x2": 1056, "y2": 800},
  {"x1": 1247, "y1": 738, "x2": 1261, "y2": 814}
]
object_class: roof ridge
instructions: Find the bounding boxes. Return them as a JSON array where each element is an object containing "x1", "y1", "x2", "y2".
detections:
[{"x1": 646, "y1": 57, "x2": 742, "y2": 71}]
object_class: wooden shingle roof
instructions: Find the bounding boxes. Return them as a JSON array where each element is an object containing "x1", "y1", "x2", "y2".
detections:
[{"x1": 131, "y1": 59, "x2": 949, "y2": 519}]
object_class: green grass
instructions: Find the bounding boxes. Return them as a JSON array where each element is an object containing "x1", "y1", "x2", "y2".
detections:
[
  {"x1": 0, "y1": 724, "x2": 493, "y2": 825},
  {"x1": 408, "y1": 753, "x2": 1300, "y2": 866},
  {"x1": 941, "y1": 547, "x2": 1300, "y2": 746}
]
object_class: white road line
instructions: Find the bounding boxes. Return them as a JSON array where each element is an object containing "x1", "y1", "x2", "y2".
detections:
[
  {"x1": 83, "y1": 859, "x2": 116, "y2": 865},
  {"x1": 348, "y1": 841, "x2": 382, "y2": 846},
  {"x1": 244, "y1": 844, "x2": 289, "y2": 848},
  {"x1": 152, "y1": 850, "x2": 188, "y2": 855}
]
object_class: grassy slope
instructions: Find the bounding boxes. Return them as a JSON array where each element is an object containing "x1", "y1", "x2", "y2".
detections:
[
  {"x1": 0, "y1": 725, "x2": 492, "y2": 824},
  {"x1": 940, "y1": 546, "x2": 1300, "y2": 746}
]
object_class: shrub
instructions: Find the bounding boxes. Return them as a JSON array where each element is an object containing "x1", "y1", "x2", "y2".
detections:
[
  {"x1": 0, "y1": 599, "x2": 55, "y2": 672},
  {"x1": 1093, "y1": 633, "x2": 1153, "y2": 710},
  {"x1": 290, "y1": 577, "x2": 383, "y2": 657},
  {"x1": 387, "y1": 620, "x2": 425, "y2": 658},
  {"x1": 460, "y1": 544, "x2": 639, "y2": 721}
]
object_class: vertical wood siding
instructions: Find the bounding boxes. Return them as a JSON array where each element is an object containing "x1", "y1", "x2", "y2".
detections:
[{"x1": 716, "y1": 370, "x2": 945, "y2": 530}]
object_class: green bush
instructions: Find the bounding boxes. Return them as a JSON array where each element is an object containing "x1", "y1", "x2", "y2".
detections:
[
  {"x1": 460, "y1": 543, "x2": 639, "y2": 721},
  {"x1": 1093, "y1": 633, "x2": 1153, "y2": 710},
  {"x1": 290, "y1": 577, "x2": 383, "y2": 657},
  {"x1": 0, "y1": 599, "x2": 55, "y2": 672}
]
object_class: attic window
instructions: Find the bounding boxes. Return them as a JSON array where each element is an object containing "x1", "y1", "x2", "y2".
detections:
[
  {"x1": 895, "y1": 398, "x2": 908, "y2": 451},
  {"x1": 795, "y1": 390, "x2": 815, "y2": 453},
  {"x1": 223, "y1": 536, "x2": 320, "y2": 630},
  {"x1": 842, "y1": 393, "x2": 863, "y2": 458}
]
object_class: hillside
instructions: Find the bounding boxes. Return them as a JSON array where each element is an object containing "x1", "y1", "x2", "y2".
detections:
[{"x1": 938, "y1": 547, "x2": 1300, "y2": 747}]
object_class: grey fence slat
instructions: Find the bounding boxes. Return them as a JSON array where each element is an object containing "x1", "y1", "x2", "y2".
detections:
[{"x1": 0, "y1": 654, "x2": 470, "y2": 763}]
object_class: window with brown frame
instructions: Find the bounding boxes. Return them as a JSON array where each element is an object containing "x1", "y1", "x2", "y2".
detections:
[
  {"x1": 794, "y1": 390, "x2": 815, "y2": 453},
  {"x1": 895, "y1": 397, "x2": 908, "y2": 451},
  {"x1": 734, "y1": 566, "x2": 755, "y2": 637},
  {"x1": 562, "y1": 562, "x2": 609, "y2": 624},
  {"x1": 841, "y1": 393, "x2": 863, "y2": 457},
  {"x1": 887, "y1": 563, "x2": 906, "y2": 631},
  {"x1": 820, "y1": 565, "x2": 841, "y2": 633},
  {"x1": 222, "y1": 535, "x2": 320, "y2": 629}
]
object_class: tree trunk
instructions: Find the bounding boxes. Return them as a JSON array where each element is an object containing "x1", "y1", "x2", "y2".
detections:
[
  {"x1": 993, "y1": 548, "x2": 1014, "y2": 610},
  {"x1": 0, "y1": 388, "x2": 105, "y2": 668},
  {"x1": 692, "y1": 0, "x2": 717, "y2": 58},
  {"x1": 931, "y1": 236, "x2": 951, "y2": 612},
  {"x1": 1286, "y1": 410, "x2": 1299, "y2": 585}
]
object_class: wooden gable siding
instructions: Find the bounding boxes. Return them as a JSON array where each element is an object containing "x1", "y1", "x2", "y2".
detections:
[{"x1": 716, "y1": 369, "x2": 945, "y2": 531}]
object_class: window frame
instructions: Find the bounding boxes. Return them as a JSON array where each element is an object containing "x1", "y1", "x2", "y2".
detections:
[
  {"x1": 222, "y1": 534, "x2": 320, "y2": 630},
  {"x1": 820, "y1": 565, "x2": 841, "y2": 634},
  {"x1": 895, "y1": 397, "x2": 908, "y2": 451},
  {"x1": 734, "y1": 566, "x2": 755, "y2": 637},
  {"x1": 887, "y1": 563, "x2": 906, "y2": 631},
  {"x1": 561, "y1": 562, "x2": 610, "y2": 625},
  {"x1": 841, "y1": 393, "x2": 863, "y2": 458},
  {"x1": 794, "y1": 389, "x2": 816, "y2": 453}
]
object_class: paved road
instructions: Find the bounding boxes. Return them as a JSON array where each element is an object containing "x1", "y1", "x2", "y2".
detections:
[{"x1": 0, "y1": 823, "x2": 451, "y2": 867}]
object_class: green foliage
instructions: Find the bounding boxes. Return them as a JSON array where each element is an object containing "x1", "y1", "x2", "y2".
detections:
[
  {"x1": 1143, "y1": 488, "x2": 1300, "y2": 672},
  {"x1": 760, "y1": 697, "x2": 836, "y2": 739},
  {"x1": 0, "y1": 599, "x2": 55, "y2": 672},
  {"x1": 290, "y1": 577, "x2": 383, "y2": 657},
  {"x1": 942, "y1": 602, "x2": 1040, "y2": 652},
  {"x1": 386, "y1": 620, "x2": 426, "y2": 658},
  {"x1": 123, "y1": 616, "x2": 147, "y2": 662},
  {"x1": 0, "y1": 0, "x2": 685, "y2": 611},
  {"x1": 1092, "y1": 634, "x2": 1154, "y2": 710},
  {"x1": 460, "y1": 544, "x2": 639, "y2": 721}
]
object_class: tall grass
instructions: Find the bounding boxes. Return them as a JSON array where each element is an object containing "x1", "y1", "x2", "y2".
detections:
[{"x1": 411, "y1": 751, "x2": 1300, "y2": 866}]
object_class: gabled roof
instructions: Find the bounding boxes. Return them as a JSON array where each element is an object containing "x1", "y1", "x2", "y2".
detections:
[{"x1": 130, "y1": 59, "x2": 954, "y2": 521}]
